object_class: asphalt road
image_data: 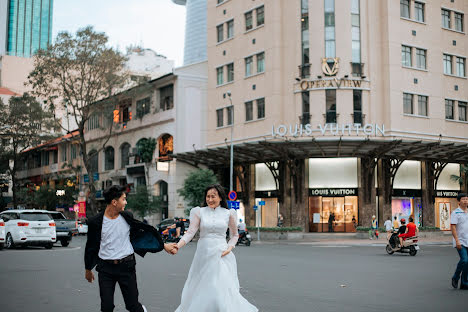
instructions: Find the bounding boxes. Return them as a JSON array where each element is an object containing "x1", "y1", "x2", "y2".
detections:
[{"x1": 0, "y1": 236, "x2": 465, "y2": 312}]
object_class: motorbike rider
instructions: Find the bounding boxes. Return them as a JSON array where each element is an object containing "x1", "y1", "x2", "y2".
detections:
[
  {"x1": 398, "y1": 217, "x2": 418, "y2": 249},
  {"x1": 238, "y1": 218, "x2": 246, "y2": 236},
  {"x1": 389, "y1": 218, "x2": 407, "y2": 249}
]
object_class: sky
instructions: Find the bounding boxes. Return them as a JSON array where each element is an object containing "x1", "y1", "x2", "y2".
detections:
[{"x1": 53, "y1": 0, "x2": 186, "y2": 66}]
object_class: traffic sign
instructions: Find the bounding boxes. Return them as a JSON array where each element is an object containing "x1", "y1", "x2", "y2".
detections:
[
  {"x1": 253, "y1": 205, "x2": 258, "y2": 211},
  {"x1": 228, "y1": 191, "x2": 237, "y2": 201},
  {"x1": 227, "y1": 200, "x2": 240, "y2": 209},
  {"x1": 259, "y1": 201, "x2": 265, "y2": 206}
]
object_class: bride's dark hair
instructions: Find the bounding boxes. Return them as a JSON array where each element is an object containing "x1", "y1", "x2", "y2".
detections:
[{"x1": 202, "y1": 184, "x2": 228, "y2": 209}]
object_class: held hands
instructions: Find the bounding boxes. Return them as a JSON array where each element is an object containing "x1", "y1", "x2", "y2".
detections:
[
  {"x1": 221, "y1": 246, "x2": 233, "y2": 257},
  {"x1": 164, "y1": 243, "x2": 179, "y2": 255},
  {"x1": 85, "y1": 269, "x2": 94, "y2": 283}
]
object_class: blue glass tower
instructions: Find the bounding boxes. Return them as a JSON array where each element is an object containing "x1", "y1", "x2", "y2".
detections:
[{"x1": 6, "y1": 0, "x2": 53, "y2": 57}]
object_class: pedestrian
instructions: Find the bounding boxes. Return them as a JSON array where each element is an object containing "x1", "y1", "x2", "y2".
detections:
[
  {"x1": 450, "y1": 193, "x2": 468, "y2": 290},
  {"x1": 173, "y1": 184, "x2": 258, "y2": 311},
  {"x1": 84, "y1": 185, "x2": 177, "y2": 312},
  {"x1": 352, "y1": 215, "x2": 357, "y2": 229},
  {"x1": 369, "y1": 215, "x2": 378, "y2": 239},
  {"x1": 393, "y1": 215, "x2": 400, "y2": 230},
  {"x1": 328, "y1": 212, "x2": 335, "y2": 232},
  {"x1": 277, "y1": 213, "x2": 284, "y2": 227},
  {"x1": 384, "y1": 217, "x2": 393, "y2": 240}
]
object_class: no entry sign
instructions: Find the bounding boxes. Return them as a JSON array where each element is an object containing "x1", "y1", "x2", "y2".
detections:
[{"x1": 228, "y1": 190, "x2": 237, "y2": 201}]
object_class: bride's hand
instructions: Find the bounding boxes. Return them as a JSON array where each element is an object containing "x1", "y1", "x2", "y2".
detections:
[{"x1": 221, "y1": 246, "x2": 233, "y2": 257}]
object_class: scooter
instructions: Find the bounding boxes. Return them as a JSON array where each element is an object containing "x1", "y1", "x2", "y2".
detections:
[
  {"x1": 385, "y1": 230, "x2": 419, "y2": 256},
  {"x1": 237, "y1": 230, "x2": 252, "y2": 246}
]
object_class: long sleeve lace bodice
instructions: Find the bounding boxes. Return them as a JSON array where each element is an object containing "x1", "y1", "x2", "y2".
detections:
[{"x1": 181, "y1": 206, "x2": 239, "y2": 248}]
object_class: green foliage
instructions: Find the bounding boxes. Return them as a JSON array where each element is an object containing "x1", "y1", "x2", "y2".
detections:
[
  {"x1": 136, "y1": 138, "x2": 156, "y2": 163},
  {"x1": 450, "y1": 164, "x2": 468, "y2": 187},
  {"x1": 126, "y1": 185, "x2": 162, "y2": 219},
  {"x1": 178, "y1": 169, "x2": 218, "y2": 210},
  {"x1": 247, "y1": 226, "x2": 303, "y2": 232}
]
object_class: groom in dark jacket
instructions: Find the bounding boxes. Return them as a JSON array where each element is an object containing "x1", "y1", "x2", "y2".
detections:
[{"x1": 85, "y1": 185, "x2": 177, "y2": 312}]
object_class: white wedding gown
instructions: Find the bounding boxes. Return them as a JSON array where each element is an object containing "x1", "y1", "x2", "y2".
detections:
[{"x1": 175, "y1": 206, "x2": 258, "y2": 312}]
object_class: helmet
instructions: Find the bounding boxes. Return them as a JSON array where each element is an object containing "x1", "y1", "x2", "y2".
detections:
[{"x1": 400, "y1": 218, "x2": 406, "y2": 223}]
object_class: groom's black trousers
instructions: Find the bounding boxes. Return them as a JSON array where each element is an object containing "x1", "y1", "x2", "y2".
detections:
[{"x1": 97, "y1": 255, "x2": 144, "y2": 312}]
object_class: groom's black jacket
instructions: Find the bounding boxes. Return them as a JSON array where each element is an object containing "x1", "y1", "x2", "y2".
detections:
[{"x1": 84, "y1": 210, "x2": 164, "y2": 270}]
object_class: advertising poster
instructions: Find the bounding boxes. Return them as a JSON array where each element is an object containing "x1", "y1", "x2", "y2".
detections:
[
  {"x1": 439, "y1": 202, "x2": 450, "y2": 231},
  {"x1": 78, "y1": 201, "x2": 86, "y2": 219}
]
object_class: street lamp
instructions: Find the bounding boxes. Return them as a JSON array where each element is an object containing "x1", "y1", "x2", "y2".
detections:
[{"x1": 227, "y1": 92, "x2": 233, "y2": 192}]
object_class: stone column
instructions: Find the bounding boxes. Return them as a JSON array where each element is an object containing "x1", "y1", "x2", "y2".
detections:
[
  {"x1": 358, "y1": 158, "x2": 377, "y2": 227},
  {"x1": 421, "y1": 161, "x2": 435, "y2": 227},
  {"x1": 290, "y1": 159, "x2": 308, "y2": 229},
  {"x1": 376, "y1": 159, "x2": 392, "y2": 228},
  {"x1": 279, "y1": 160, "x2": 291, "y2": 227},
  {"x1": 244, "y1": 164, "x2": 256, "y2": 227}
]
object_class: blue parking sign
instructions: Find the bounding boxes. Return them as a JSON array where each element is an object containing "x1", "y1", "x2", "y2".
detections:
[
  {"x1": 253, "y1": 205, "x2": 258, "y2": 211},
  {"x1": 227, "y1": 201, "x2": 240, "y2": 209},
  {"x1": 259, "y1": 201, "x2": 265, "y2": 206}
]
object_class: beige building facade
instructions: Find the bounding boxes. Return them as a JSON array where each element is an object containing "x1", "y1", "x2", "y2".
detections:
[{"x1": 176, "y1": 0, "x2": 468, "y2": 231}]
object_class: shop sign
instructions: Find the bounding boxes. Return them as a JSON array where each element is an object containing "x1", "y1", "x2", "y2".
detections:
[
  {"x1": 392, "y1": 189, "x2": 421, "y2": 197},
  {"x1": 299, "y1": 77, "x2": 365, "y2": 90},
  {"x1": 272, "y1": 123, "x2": 385, "y2": 137},
  {"x1": 309, "y1": 188, "x2": 358, "y2": 196},
  {"x1": 436, "y1": 190, "x2": 459, "y2": 198}
]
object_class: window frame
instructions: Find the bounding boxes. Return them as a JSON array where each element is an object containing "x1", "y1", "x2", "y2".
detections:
[
  {"x1": 414, "y1": 2, "x2": 425, "y2": 22},
  {"x1": 403, "y1": 93, "x2": 413, "y2": 115},
  {"x1": 458, "y1": 101, "x2": 467, "y2": 121},
  {"x1": 445, "y1": 99, "x2": 454, "y2": 120},
  {"x1": 227, "y1": 19, "x2": 234, "y2": 39},
  {"x1": 245, "y1": 101, "x2": 253, "y2": 121},
  {"x1": 217, "y1": 24, "x2": 224, "y2": 43},
  {"x1": 442, "y1": 9, "x2": 451, "y2": 29},
  {"x1": 256, "y1": 5, "x2": 265, "y2": 26},
  {"x1": 256, "y1": 52, "x2": 265, "y2": 73},
  {"x1": 416, "y1": 48, "x2": 426, "y2": 70},
  {"x1": 456, "y1": 57, "x2": 466, "y2": 77},
  {"x1": 226, "y1": 105, "x2": 233, "y2": 126},
  {"x1": 443, "y1": 54, "x2": 453, "y2": 75},
  {"x1": 454, "y1": 12, "x2": 464, "y2": 32},
  {"x1": 257, "y1": 98, "x2": 265, "y2": 119},
  {"x1": 227, "y1": 63, "x2": 234, "y2": 82},
  {"x1": 401, "y1": 45, "x2": 412, "y2": 67},
  {"x1": 216, "y1": 66, "x2": 224, "y2": 85},
  {"x1": 400, "y1": 0, "x2": 410, "y2": 19},
  {"x1": 417, "y1": 95, "x2": 428, "y2": 117},
  {"x1": 216, "y1": 108, "x2": 224, "y2": 127},
  {"x1": 245, "y1": 56, "x2": 253, "y2": 77},
  {"x1": 245, "y1": 11, "x2": 253, "y2": 31}
]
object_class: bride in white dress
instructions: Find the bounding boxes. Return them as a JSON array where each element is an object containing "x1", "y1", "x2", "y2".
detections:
[{"x1": 175, "y1": 184, "x2": 258, "y2": 312}]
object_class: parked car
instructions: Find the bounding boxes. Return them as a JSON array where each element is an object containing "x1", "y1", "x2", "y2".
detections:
[
  {"x1": 0, "y1": 218, "x2": 5, "y2": 250},
  {"x1": 0, "y1": 209, "x2": 56, "y2": 249},
  {"x1": 77, "y1": 221, "x2": 88, "y2": 235},
  {"x1": 47, "y1": 211, "x2": 78, "y2": 247}
]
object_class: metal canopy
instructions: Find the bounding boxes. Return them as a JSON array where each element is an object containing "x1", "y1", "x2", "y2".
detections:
[{"x1": 174, "y1": 139, "x2": 468, "y2": 167}]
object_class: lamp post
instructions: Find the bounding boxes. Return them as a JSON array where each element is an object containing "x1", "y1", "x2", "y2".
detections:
[{"x1": 227, "y1": 92, "x2": 233, "y2": 192}]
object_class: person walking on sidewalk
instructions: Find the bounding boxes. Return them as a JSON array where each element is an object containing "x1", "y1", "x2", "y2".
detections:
[
  {"x1": 451, "y1": 193, "x2": 468, "y2": 290},
  {"x1": 393, "y1": 216, "x2": 400, "y2": 230},
  {"x1": 369, "y1": 215, "x2": 378, "y2": 239},
  {"x1": 384, "y1": 217, "x2": 393, "y2": 240}
]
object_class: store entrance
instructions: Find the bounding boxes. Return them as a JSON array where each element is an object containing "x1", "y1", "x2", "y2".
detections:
[{"x1": 309, "y1": 196, "x2": 358, "y2": 232}]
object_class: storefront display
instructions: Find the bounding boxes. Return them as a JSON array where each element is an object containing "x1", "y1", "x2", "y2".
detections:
[
  {"x1": 434, "y1": 194, "x2": 459, "y2": 231},
  {"x1": 391, "y1": 197, "x2": 422, "y2": 227},
  {"x1": 309, "y1": 193, "x2": 358, "y2": 232}
]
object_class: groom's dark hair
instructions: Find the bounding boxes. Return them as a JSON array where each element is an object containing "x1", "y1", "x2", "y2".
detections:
[
  {"x1": 104, "y1": 185, "x2": 126, "y2": 205},
  {"x1": 202, "y1": 184, "x2": 228, "y2": 209}
]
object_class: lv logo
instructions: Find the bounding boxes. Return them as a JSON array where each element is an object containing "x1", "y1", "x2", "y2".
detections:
[{"x1": 321, "y1": 57, "x2": 340, "y2": 76}]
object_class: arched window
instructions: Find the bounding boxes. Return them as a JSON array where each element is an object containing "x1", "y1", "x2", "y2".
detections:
[
  {"x1": 154, "y1": 180, "x2": 169, "y2": 219},
  {"x1": 104, "y1": 146, "x2": 115, "y2": 171},
  {"x1": 136, "y1": 138, "x2": 148, "y2": 164},
  {"x1": 88, "y1": 150, "x2": 99, "y2": 174},
  {"x1": 120, "y1": 143, "x2": 131, "y2": 168}
]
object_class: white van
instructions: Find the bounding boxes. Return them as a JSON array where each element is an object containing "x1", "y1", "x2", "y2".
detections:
[{"x1": 0, "y1": 210, "x2": 56, "y2": 249}]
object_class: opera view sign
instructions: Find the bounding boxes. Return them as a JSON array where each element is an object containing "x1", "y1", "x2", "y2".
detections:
[{"x1": 298, "y1": 57, "x2": 369, "y2": 91}]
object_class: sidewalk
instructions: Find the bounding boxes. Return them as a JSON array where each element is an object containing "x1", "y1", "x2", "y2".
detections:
[{"x1": 253, "y1": 232, "x2": 453, "y2": 246}]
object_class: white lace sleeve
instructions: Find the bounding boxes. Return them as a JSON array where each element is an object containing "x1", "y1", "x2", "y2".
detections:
[
  {"x1": 227, "y1": 209, "x2": 239, "y2": 248},
  {"x1": 181, "y1": 207, "x2": 200, "y2": 245}
]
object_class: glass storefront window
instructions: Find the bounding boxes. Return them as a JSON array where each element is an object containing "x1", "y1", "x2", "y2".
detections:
[
  {"x1": 309, "y1": 196, "x2": 358, "y2": 232},
  {"x1": 391, "y1": 197, "x2": 422, "y2": 227}
]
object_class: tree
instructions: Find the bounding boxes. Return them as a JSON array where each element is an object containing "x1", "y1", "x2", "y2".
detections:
[
  {"x1": 126, "y1": 185, "x2": 162, "y2": 220},
  {"x1": 136, "y1": 137, "x2": 157, "y2": 186},
  {"x1": 451, "y1": 164, "x2": 468, "y2": 191},
  {"x1": 178, "y1": 169, "x2": 218, "y2": 215},
  {"x1": 0, "y1": 94, "x2": 56, "y2": 209},
  {"x1": 28, "y1": 26, "x2": 127, "y2": 216}
]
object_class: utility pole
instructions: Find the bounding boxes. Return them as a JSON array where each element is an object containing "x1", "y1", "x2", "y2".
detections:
[{"x1": 227, "y1": 92, "x2": 233, "y2": 192}]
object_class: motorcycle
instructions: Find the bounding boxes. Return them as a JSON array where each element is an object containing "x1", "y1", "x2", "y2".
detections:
[
  {"x1": 237, "y1": 230, "x2": 252, "y2": 246},
  {"x1": 385, "y1": 230, "x2": 419, "y2": 256}
]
